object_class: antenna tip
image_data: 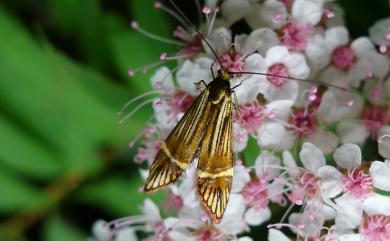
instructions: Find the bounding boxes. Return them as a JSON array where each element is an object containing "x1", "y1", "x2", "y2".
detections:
[{"x1": 130, "y1": 20, "x2": 139, "y2": 29}]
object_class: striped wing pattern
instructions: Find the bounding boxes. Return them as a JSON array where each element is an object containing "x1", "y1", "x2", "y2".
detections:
[
  {"x1": 196, "y1": 90, "x2": 233, "y2": 223},
  {"x1": 144, "y1": 86, "x2": 212, "y2": 192}
]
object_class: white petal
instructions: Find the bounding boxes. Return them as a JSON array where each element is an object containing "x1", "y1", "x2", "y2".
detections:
[
  {"x1": 232, "y1": 165, "x2": 251, "y2": 193},
  {"x1": 176, "y1": 58, "x2": 213, "y2": 96},
  {"x1": 257, "y1": 122, "x2": 287, "y2": 148},
  {"x1": 317, "y1": 166, "x2": 343, "y2": 198},
  {"x1": 369, "y1": 17, "x2": 390, "y2": 45},
  {"x1": 306, "y1": 129, "x2": 339, "y2": 154},
  {"x1": 299, "y1": 142, "x2": 326, "y2": 172},
  {"x1": 91, "y1": 220, "x2": 111, "y2": 241},
  {"x1": 266, "y1": 45, "x2": 290, "y2": 65},
  {"x1": 116, "y1": 228, "x2": 138, "y2": 241},
  {"x1": 224, "y1": 194, "x2": 246, "y2": 217},
  {"x1": 255, "y1": 150, "x2": 281, "y2": 179},
  {"x1": 333, "y1": 144, "x2": 362, "y2": 169},
  {"x1": 305, "y1": 33, "x2": 332, "y2": 70},
  {"x1": 169, "y1": 231, "x2": 196, "y2": 241},
  {"x1": 282, "y1": 151, "x2": 299, "y2": 176},
  {"x1": 335, "y1": 195, "x2": 363, "y2": 230},
  {"x1": 363, "y1": 194, "x2": 390, "y2": 216},
  {"x1": 351, "y1": 37, "x2": 375, "y2": 58},
  {"x1": 268, "y1": 229, "x2": 291, "y2": 241},
  {"x1": 325, "y1": 26, "x2": 349, "y2": 50},
  {"x1": 369, "y1": 160, "x2": 390, "y2": 191},
  {"x1": 338, "y1": 234, "x2": 362, "y2": 241},
  {"x1": 238, "y1": 237, "x2": 253, "y2": 241},
  {"x1": 337, "y1": 122, "x2": 369, "y2": 145},
  {"x1": 207, "y1": 27, "x2": 232, "y2": 55},
  {"x1": 141, "y1": 199, "x2": 161, "y2": 222},
  {"x1": 264, "y1": 79, "x2": 298, "y2": 101},
  {"x1": 378, "y1": 126, "x2": 390, "y2": 159},
  {"x1": 244, "y1": 207, "x2": 271, "y2": 226},
  {"x1": 150, "y1": 66, "x2": 174, "y2": 95},
  {"x1": 284, "y1": 53, "x2": 310, "y2": 79},
  {"x1": 292, "y1": 0, "x2": 324, "y2": 25},
  {"x1": 245, "y1": 28, "x2": 279, "y2": 56},
  {"x1": 219, "y1": 195, "x2": 248, "y2": 235},
  {"x1": 221, "y1": 0, "x2": 251, "y2": 25},
  {"x1": 265, "y1": 100, "x2": 293, "y2": 121},
  {"x1": 245, "y1": 0, "x2": 287, "y2": 29}
]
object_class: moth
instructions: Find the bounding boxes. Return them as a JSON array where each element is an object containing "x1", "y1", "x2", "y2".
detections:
[{"x1": 144, "y1": 67, "x2": 235, "y2": 224}]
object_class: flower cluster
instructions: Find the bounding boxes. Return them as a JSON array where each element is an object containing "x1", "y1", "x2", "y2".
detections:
[{"x1": 91, "y1": 1, "x2": 390, "y2": 241}]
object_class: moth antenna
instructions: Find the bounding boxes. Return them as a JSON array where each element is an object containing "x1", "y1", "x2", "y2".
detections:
[
  {"x1": 229, "y1": 71, "x2": 358, "y2": 94},
  {"x1": 197, "y1": 32, "x2": 223, "y2": 68}
]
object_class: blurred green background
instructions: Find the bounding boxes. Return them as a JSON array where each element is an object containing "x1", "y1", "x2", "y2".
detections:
[{"x1": 0, "y1": 1, "x2": 388, "y2": 241}]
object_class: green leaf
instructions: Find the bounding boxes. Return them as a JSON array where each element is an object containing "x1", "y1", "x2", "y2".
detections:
[
  {"x1": 0, "y1": 169, "x2": 39, "y2": 214},
  {"x1": 0, "y1": 116, "x2": 62, "y2": 180},
  {"x1": 43, "y1": 215, "x2": 86, "y2": 241},
  {"x1": 77, "y1": 175, "x2": 165, "y2": 216}
]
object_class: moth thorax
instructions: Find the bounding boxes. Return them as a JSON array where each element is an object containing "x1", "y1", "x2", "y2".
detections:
[{"x1": 210, "y1": 88, "x2": 227, "y2": 104}]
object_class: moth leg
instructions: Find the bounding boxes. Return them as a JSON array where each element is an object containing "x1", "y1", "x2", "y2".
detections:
[
  {"x1": 210, "y1": 62, "x2": 216, "y2": 79},
  {"x1": 195, "y1": 80, "x2": 207, "y2": 92},
  {"x1": 232, "y1": 90, "x2": 241, "y2": 118}
]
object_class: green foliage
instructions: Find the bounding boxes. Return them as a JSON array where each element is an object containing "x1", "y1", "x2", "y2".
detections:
[{"x1": 0, "y1": 0, "x2": 172, "y2": 240}]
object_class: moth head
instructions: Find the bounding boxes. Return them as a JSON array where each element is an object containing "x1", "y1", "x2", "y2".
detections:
[{"x1": 218, "y1": 69, "x2": 233, "y2": 81}]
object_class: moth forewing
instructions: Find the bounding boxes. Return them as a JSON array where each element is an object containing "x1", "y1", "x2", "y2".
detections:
[
  {"x1": 196, "y1": 79, "x2": 234, "y2": 224},
  {"x1": 144, "y1": 82, "x2": 213, "y2": 193}
]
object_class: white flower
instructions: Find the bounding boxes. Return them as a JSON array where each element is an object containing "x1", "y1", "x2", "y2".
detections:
[
  {"x1": 232, "y1": 152, "x2": 283, "y2": 226},
  {"x1": 268, "y1": 229, "x2": 291, "y2": 241},
  {"x1": 257, "y1": 45, "x2": 310, "y2": 101},
  {"x1": 318, "y1": 27, "x2": 389, "y2": 87}
]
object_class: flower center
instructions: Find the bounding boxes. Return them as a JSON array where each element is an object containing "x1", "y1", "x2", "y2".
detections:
[
  {"x1": 360, "y1": 215, "x2": 390, "y2": 241},
  {"x1": 361, "y1": 105, "x2": 389, "y2": 131},
  {"x1": 162, "y1": 190, "x2": 184, "y2": 212},
  {"x1": 267, "y1": 63, "x2": 289, "y2": 86},
  {"x1": 280, "y1": 22, "x2": 312, "y2": 51},
  {"x1": 220, "y1": 53, "x2": 245, "y2": 72},
  {"x1": 196, "y1": 227, "x2": 220, "y2": 241},
  {"x1": 331, "y1": 46, "x2": 356, "y2": 71},
  {"x1": 235, "y1": 103, "x2": 267, "y2": 132},
  {"x1": 171, "y1": 91, "x2": 193, "y2": 114},
  {"x1": 290, "y1": 109, "x2": 317, "y2": 137},
  {"x1": 342, "y1": 169, "x2": 373, "y2": 199},
  {"x1": 242, "y1": 178, "x2": 269, "y2": 210}
]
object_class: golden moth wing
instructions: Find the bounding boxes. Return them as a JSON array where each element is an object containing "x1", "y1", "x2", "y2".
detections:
[
  {"x1": 144, "y1": 86, "x2": 212, "y2": 192},
  {"x1": 196, "y1": 90, "x2": 233, "y2": 223}
]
